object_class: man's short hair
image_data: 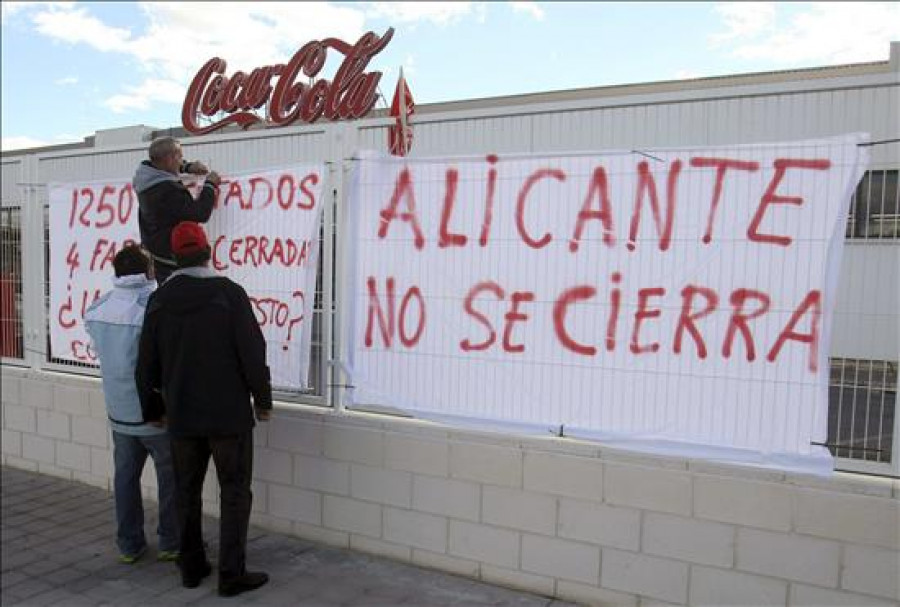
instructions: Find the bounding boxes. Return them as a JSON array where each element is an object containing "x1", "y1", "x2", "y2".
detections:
[
  {"x1": 113, "y1": 244, "x2": 152, "y2": 277},
  {"x1": 148, "y1": 137, "x2": 181, "y2": 163},
  {"x1": 175, "y1": 248, "x2": 211, "y2": 268}
]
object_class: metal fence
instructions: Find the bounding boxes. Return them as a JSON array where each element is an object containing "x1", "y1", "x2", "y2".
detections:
[
  {"x1": 42, "y1": 205, "x2": 95, "y2": 372},
  {"x1": 828, "y1": 357, "x2": 897, "y2": 463},
  {"x1": 2, "y1": 156, "x2": 897, "y2": 477},
  {"x1": 2, "y1": 75, "x2": 898, "y2": 476},
  {"x1": 0, "y1": 207, "x2": 23, "y2": 360},
  {"x1": 828, "y1": 160, "x2": 899, "y2": 472},
  {"x1": 847, "y1": 169, "x2": 899, "y2": 239},
  {"x1": 36, "y1": 204, "x2": 329, "y2": 400}
]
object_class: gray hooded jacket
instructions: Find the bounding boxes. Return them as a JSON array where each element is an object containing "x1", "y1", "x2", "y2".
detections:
[{"x1": 132, "y1": 160, "x2": 216, "y2": 274}]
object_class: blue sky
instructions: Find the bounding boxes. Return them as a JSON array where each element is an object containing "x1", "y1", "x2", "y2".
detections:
[{"x1": 2, "y1": 2, "x2": 898, "y2": 151}]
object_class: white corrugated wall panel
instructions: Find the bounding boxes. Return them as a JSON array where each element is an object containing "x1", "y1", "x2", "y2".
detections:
[
  {"x1": 180, "y1": 128, "x2": 329, "y2": 175},
  {"x1": 358, "y1": 114, "x2": 534, "y2": 157},
  {"x1": 36, "y1": 148, "x2": 146, "y2": 188},
  {"x1": 2, "y1": 160, "x2": 23, "y2": 204},
  {"x1": 31, "y1": 128, "x2": 333, "y2": 197},
  {"x1": 832, "y1": 245, "x2": 899, "y2": 360}
]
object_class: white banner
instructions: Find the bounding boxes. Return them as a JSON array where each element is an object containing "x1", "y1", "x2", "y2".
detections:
[
  {"x1": 346, "y1": 135, "x2": 869, "y2": 470},
  {"x1": 49, "y1": 163, "x2": 325, "y2": 390}
]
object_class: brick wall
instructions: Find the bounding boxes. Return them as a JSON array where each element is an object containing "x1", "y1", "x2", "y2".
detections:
[{"x1": 3, "y1": 366, "x2": 898, "y2": 606}]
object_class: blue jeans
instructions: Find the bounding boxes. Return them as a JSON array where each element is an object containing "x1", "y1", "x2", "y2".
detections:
[{"x1": 112, "y1": 430, "x2": 180, "y2": 555}]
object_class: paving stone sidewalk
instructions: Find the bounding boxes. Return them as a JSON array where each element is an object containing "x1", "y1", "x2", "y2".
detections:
[{"x1": 1, "y1": 466, "x2": 577, "y2": 606}]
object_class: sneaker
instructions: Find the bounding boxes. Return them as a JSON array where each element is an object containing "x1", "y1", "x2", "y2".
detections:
[
  {"x1": 157, "y1": 550, "x2": 180, "y2": 562},
  {"x1": 182, "y1": 561, "x2": 212, "y2": 589},
  {"x1": 118, "y1": 546, "x2": 147, "y2": 565},
  {"x1": 218, "y1": 571, "x2": 269, "y2": 597}
]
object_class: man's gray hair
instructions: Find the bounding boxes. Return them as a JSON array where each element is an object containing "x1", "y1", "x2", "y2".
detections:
[{"x1": 148, "y1": 137, "x2": 181, "y2": 162}]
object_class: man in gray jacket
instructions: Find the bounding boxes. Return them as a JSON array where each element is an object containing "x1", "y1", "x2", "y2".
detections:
[
  {"x1": 84, "y1": 244, "x2": 179, "y2": 564},
  {"x1": 133, "y1": 136, "x2": 221, "y2": 283}
]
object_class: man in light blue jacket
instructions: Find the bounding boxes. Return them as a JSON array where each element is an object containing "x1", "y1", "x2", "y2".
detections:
[{"x1": 85, "y1": 244, "x2": 179, "y2": 564}]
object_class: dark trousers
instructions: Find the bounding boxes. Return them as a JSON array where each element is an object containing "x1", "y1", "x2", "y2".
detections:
[{"x1": 171, "y1": 431, "x2": 253, "y2": 582}]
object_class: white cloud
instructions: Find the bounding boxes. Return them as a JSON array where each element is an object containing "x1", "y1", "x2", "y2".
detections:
[
  {"x1": 377, "y1": 54, "x2": 418, "y2": 109},
  {"x1": 2, "y1": 132, "x2": 87, "y2": 151},
  {"x1": 509, "y1": 2, "x2": 545, "y2": 21},
  {"x1": 473, "y1": 3, "x2": 488, "y2": 24},
  {"x1": 2, "y1": 1, "x2": 78, "y2": 28},
  {"x1": 404, "y1": 54, "x2": 417, "y2": 78},
  {"x1": 19, "y1": 0, "x2": 488, "y2": 122},
  {"x1": 23, "y1": 2, "x2": 375, "y2": 115},
  {"x1": 709, "y1": 2, "x2": 776, "y2": 46},
  {"x1": 55, "y1": 76, "x2": 78, "y2": 85},
  {"x1": 33, "y1": 4, "x2": 131, "y2": 52},
  {"x1": 104, "y1": 78, "x2": 186, "y2": 114},
  {"x1": 673, "y1": 69, "x2": 702, "y2": 80},
  {"x1": 132, "y1": 2, "x2": 368, "y2": 77},
  {"x1": 1, "y1": 2, "x2": 28, "y2": 24},
  {"x1": 710, "y1": 2, "x2": 900, "y2": 65},
  {"x1": 2, "y1": 1, "x2": 53, "y2": 24},
  {"x1": 2, "y1": 135, "x2": 54, "y2": 151},
  {"x1": 367, "y1": 2, "x2": 474, "y2": 25}
]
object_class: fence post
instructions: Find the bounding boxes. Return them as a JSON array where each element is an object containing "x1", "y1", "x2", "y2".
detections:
[{"x1": 20, "y1": 154, "x2": 45, "y2": 371}]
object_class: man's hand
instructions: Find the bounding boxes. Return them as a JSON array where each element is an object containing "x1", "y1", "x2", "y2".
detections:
[
  {"x1": 255, "y1": 408, "x2": 272, "y2": 422},
  {"x1": 187, "y1": 161, "x2": 210, "y2": 175},
  {"x1": 147, "y1": 415, "x2": 167, "y2": 428},
  {"x1": 206, "y1": 171, "x2": 222, "y2": 187}
]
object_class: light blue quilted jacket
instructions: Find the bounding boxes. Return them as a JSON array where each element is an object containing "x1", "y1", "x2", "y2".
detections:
[{"x1": 84, "y1": 274, "x2": 165, "y2": 436}]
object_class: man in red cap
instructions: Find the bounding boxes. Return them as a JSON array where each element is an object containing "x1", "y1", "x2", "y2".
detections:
[{"x1": 136, "y1": 221, "x2": 272, "y2": 598}]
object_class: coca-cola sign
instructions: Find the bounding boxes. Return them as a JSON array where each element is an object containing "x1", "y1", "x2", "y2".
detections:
[{"x1": 182, "y1": 28, "x2": 394, "y2": 135}]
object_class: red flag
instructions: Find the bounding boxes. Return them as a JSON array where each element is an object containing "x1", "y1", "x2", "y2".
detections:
[{"x1": 388, "y1": 68, "x2": 414, "y2": 156}]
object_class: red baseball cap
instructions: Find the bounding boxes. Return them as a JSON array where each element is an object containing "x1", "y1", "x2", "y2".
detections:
[{"x1": 170, "y1": 221, "x2": 209, "y2": 256}]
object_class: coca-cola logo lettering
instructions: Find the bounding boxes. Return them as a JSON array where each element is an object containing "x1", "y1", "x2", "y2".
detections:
[{"x1": 182, "y1": 28, "x2": 394, "y2": 135}]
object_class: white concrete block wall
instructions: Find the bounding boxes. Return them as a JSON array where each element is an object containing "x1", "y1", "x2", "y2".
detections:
[
  {"x1": 642, "y1": 513, "x2": 735, "y2": 568},
  {"x1": 71, "y1": 416, "x2": 109, "y2": 449},
  {"x1": 601, "y1": 549, "x2": 689, "y2": 604},
  {"x1": 268, "y1": 483, "x2": 321, "y2": 525},
  {"x1": 694, "y1": 475, "x2": 794, "y2": 532},
  {"x1": 383, "y1": 507, "x2": 447, "y2": 553},
  {"x1": 558, "y1": 499, "x2": 641, "y2": 551},
  {"x1": 842, "y1": 545, "x2": 900, "y2": 601},
  {"x1": 482, "y1": 564, "x2": 556, "y2": 597},
  {"x1": 522, "y1": 534, "x2": 600, "y2": 585},
  {"x1": 294, "y1": 454, "x2": 350, "y2": 495},
  {"x1": 736, "y1": 529, "x2": 842, "y2": 587},
  {"x1": 3, "y1": 366, "x2": 900, "y2": 607},
  {"x1": 449, "y1": 520, "x2": 520, "y2": 568},
  {"x1": 350, "y1": 463, "x2": 412, "y2": 508},
  {"x1": 322, "y1": 494, "x2": 381, "y2": 537},
  {"x1": 690, "y1": 567, "x2": 788, "y2": 606},
  {"x1": 1, "y1": 428, "x2": 22, "y2": 456},
  {"x1": 412, "y1": 474, "x2": 480, "y2": 521},
  {"x1": 524, "y1": 451, "x2": 603, "y2": 501}
]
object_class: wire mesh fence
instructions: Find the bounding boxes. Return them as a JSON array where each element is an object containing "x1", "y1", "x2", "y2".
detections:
[
  {"x1": 0, "y1": 207, "x2": 23, "y2": 360},
  {"x1": 3, "y1": 99, "x2": 898, "y2": 475},
  {"x1": 828, "y1": 358, "x2": 896, "y2": 463},
  {"x1": 38, "y1": 203, "x2": 329, "y2": 400},
  {"x1": 0, "y1": 159, "x2": 889, "y2": 474},
  {"x1": 846, "y1": 169, "x2": 899, "y2": 239}
]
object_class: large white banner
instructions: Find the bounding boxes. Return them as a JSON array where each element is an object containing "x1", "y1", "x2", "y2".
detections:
[
  {"x1": 49, "y1": 163, "x2": 325, "y2": 390},
  {"x1": 347, "y1": 135, "x2": 868, "y2": 470}
]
